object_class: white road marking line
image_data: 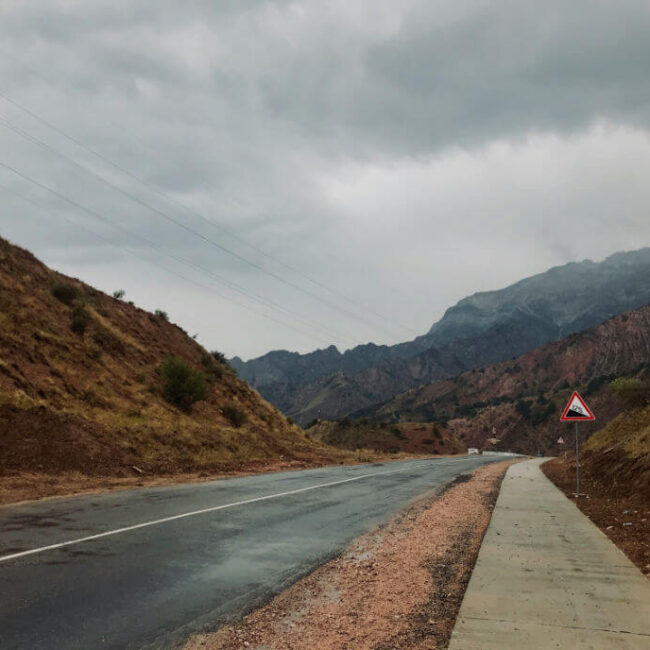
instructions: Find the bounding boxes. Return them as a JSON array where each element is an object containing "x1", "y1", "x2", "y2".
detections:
[{"x1": 0, "y1": 461, "x2": 442, "y2": 564}]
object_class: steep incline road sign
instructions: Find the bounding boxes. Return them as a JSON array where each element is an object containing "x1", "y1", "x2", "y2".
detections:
[{"x1": 560, "y1": 391, "x2": 595, "y2": 421}]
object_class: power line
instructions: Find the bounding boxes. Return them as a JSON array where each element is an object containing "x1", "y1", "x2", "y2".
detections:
[
  {"x1": 0, "y1": 119, "x2": 353, "y2": 341},
  {"x1": 0, "y1": 86, "x2": 418, "y2": 340},
  {"x1": 0, "y1": 162, "x2": 347, "y2": 346},
  {"x1": 0, "y1": 175, "x2": 336, "y2": 348},
  {"x1": 0, "y1": 111, "x2": 399, "y2": 342},
  {"x1": 0, "y1": 78, "x2": 418, "y2": 338}
]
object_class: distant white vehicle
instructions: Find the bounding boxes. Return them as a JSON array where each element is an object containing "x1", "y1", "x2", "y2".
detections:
[{"x1": 468, "y1": 447, "x2": 480, "y2": 455}]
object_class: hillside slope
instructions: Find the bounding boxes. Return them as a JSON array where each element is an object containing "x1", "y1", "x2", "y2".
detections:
[
  {"x1": 307, "y1": 420, "x2": 466, "y2": 456},
  {"x1": 234, "y1": 249, "x2": 650, "y2": 423},
  {"x1": 357, "y1": 304, "x2": 650, "y2": 454},
  {"x1": 542, "y1": 396, "x2": 650, "y2": 576},
  {"x1": 0, "y1": 236, "x2": 341, "y2": 489}
]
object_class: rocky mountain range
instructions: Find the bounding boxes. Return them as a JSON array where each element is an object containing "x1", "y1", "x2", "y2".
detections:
[
  {"x1": 232, "y1": 248, "x2": 650, "y2": 424},
  {"x1": 355, "y1": 302, "x2": 650, "y2": 455}
]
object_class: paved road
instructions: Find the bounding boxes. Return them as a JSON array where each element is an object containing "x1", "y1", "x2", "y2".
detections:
[
  {"x1": 0, "y1": 455, "x2": 507, "y2": 649},
  {"x1": 450, "y1": 459, "x2": 650, "y2": 649}
]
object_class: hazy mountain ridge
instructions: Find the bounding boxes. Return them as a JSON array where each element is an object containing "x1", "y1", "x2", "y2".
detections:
[
  {"x1": 234, "y1": 248, "x2": 650, "y2": 423},
  {"x1": 359, "y1": 303, "x2": 650, "y2": 454}
]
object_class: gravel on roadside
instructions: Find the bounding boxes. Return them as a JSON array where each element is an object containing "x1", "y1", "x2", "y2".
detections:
[{"x1": 185, "y1": 459, "x2": 517, "y2": 650}]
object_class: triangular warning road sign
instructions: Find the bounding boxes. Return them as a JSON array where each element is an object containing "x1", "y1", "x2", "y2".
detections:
[{"x1": 560, "y1": 391, "x2": 595, "y2": 421}]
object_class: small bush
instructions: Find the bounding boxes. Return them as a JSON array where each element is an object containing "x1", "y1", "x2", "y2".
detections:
[
  {"x1": 211, "y1": 350, "x2": 227, "y2": 365},
  {"x1": 287, "y1": 416, "x2": 295, "y2": 425},
  {"x1": 87, "y1": 344, "x2": 102, "y2": 360},
  {"x1": 52, "y1": 282, "x2": 80, "y2": 306},
  {"x1": 515, "y1": 399, "x2": 531, "y2": 420},
  {"x1": 70, "y1": 304, "x2": 91, "y2": 335},
  {"x1": 423, "y1": 438, "x2": 435, "y2": 445},
  {"x1": 112, "y1": 289, "x2": 125, "y2": 299},
  {"x1": 610, "y1": 377, "x2": 649, "y2": 409},
  {"x1": 222, "y1": 403, "x2": 247, "y2": 428},
  {"x1": 160, "y1": 354, "x2": 207, "y2": 412},
  {"x1": 201, "y1": 351, "x2": 223, "y2": 381},
  {"x1": 154, "y1": 309, "x2": 169, "y2": 321}
]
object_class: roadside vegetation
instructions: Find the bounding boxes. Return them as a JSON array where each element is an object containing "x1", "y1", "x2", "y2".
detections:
[{"x1": 160, "y1": 354, "x2": 207, "y2": 412}]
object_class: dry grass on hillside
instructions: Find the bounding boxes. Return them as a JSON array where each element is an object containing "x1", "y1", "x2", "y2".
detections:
[{"x1": 0, "y1": 237, "x2": 353, "y2": 490}]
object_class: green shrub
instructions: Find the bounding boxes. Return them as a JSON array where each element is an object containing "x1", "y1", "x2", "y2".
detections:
[
  {"x1": 154, "y1": 309, "x2": 169, "y2": 321},
  {"x1": 515, "y1": 399, "x2": 531, "y2": 420},
  {"x1": 112, "y1": 289, "x2": 125, "y2": 299},
  {"x1": 211, "y1": 350, "x2": 227, "y2": 364},
  {"x1": 222, "y1": 403, "x2": 247, "y2": 428},
  {"x1": 160, "y1": 354, "x2": 207, "y2": 412},
  {"x1": 52, "y1": 282, "x2": 80, "y2": 306},
  {"x1": 610, "y1": 377, "x2": 649, "y2": 409},
  {"x1": 201, "y1": 351, "x2": 223, "y2": 381},
  {"x1": 70, "y1": 304, "x2": 91, "y2": 335}
]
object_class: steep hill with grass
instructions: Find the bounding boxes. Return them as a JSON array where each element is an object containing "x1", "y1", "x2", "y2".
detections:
[
  {"x1": 581, "y1": 392, "x2": 650, "y2": 494},
  {"x1": 354, "y1": 305, "x2": 650, "y2": 454},
  {"x1": 0, "y1": 236, "x2": 340, "y2": 485},
  {"x1": 307, "y1": 420, "x2": 466, "y2": 456}
]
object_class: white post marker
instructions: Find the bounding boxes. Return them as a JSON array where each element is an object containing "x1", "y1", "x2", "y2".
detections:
[{"x1": 560, "y1": 391, "x2": 595, "y2": 496}]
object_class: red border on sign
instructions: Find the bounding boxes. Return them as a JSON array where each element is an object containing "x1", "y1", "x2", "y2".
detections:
[{"x1": 560, "y1": 390, "x2": 595, "y2": 421}]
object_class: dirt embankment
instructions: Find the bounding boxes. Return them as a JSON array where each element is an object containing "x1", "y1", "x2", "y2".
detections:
[
  {"x1": 186, "y1": 460, "x2": 517, "y2": 650},
  {"x1": 542, "y1": 456, "x2": 650, "y2": 577}
]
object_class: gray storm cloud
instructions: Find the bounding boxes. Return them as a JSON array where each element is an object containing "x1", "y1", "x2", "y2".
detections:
[{"x1": 1, "y1": 0, "x2": 649, "y2": 358}]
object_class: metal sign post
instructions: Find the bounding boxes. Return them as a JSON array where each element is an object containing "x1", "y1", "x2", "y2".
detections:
[
  {"x1": 560, "y1": 391, "x2": 595, "y2": 498},
  {"x1": 575, "y1": 421, "x2": 579, "y2": 496}
]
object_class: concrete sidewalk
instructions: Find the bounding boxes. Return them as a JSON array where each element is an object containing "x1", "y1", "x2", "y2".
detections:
[{"x1": 449, "y1": 458, "x2": 650, "y2": 649}]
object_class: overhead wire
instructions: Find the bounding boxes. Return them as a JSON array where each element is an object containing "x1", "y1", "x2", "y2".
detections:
[
  {"x1": 0, "y1": 92, "x2": 413, "y2": 341},
  {"x1": 0, "y1": 53, "x2": 419, "y2": 338},
  {"x1": 0, "y1": 162, "x2": 345, "y2": 346},
  {"x1": 0, "y1": 118, "x2": 353, "y2": 341}
]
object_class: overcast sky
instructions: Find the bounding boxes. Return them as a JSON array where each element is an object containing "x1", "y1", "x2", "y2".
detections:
[{"x1": 2, "y1": 1, "x2": 650, "y2": 359}]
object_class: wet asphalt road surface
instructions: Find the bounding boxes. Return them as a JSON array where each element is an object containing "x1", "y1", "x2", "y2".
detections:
[{"x1": 0, "y1": 455, "x2": 508, "y2": 649}]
